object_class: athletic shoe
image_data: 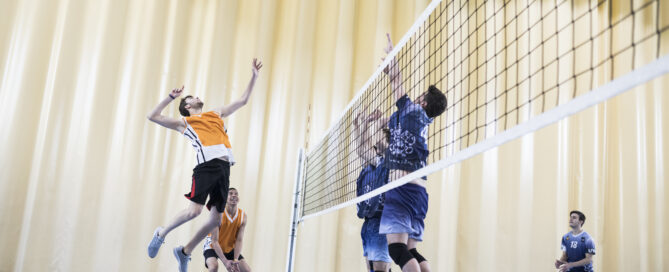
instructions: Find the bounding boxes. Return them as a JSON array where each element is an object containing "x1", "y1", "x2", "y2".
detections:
[
  {"x1": 173, "y1": 245, "x2": 190, "y2": 272},
  {"x1": 147, "y1": 227, "x2": 164, "y2": 258}
]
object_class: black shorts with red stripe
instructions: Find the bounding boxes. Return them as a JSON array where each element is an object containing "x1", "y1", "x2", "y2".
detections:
[{"x1": 184, "y1": 158, "x2": 230, "y2": 212}]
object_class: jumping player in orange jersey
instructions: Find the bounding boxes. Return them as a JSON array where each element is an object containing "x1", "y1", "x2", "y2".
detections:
[
  {"x1": 146, "y1": 59, "x2": 262, "y2": 272},
  {"x1": 202, "y1": 188, "x2": 251, "y2": 272}
]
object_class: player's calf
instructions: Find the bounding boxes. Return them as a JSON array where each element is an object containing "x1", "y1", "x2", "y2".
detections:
[
  {"x1": 408, "y1": 248, "x2": 426, "y2": 263},
  {"x1": 409, "y1": 248, "x2": 429, "y2": 272}
]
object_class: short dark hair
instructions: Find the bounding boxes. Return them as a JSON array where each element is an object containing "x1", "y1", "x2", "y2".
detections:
[
  {"x1": 228, "y1": 187, "x2": 237, "y2": 192},
  {"x1": 570, "y1": 210, "x2": 586, "y2": 226},
  {"x1": 423, "y1": 85, "x2": 447, "y2": 118},
  {"x1": 179, "y1": 95, "x2": 193, "y2": 117}
]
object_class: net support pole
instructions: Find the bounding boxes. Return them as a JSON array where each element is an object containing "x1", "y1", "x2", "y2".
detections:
[{"x1": 285, "y1": 148, "x2": 305, "y2": 272}]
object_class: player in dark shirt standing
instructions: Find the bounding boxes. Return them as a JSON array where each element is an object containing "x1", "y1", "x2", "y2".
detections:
[{"x1": 555, "y1": 210, "x2": 596, "y2": 272}]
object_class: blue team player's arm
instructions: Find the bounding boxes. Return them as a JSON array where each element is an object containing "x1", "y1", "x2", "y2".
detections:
[
  {"x1": 354, "y1": 109, "x2": 383, "y2": 166},
  {"x1": 382, "y1": 33, "x2": 406, "y2": 103},
  {"x1": 555, "y1": 235, "x2": 569, "y2": 269},
  {"x1": 558, "y1": 254, "x2": 593, "y2": 272},
  {"x1": 555, "y1": 252, "x2": 567, "y2": 269},
  {"x1": 381, "y1": 33, "x2": 431, "y2": 133}
]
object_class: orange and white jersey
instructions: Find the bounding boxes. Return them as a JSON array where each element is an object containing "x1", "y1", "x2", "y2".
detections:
[
  {"x1": 182, "y1": 111, "x2": 235, "y2": 165},
  {"x1": 203, "y1": 207, "x2": 245, "y2": 253}
]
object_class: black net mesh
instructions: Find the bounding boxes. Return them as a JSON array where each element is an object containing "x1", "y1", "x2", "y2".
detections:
[{"x1": 302, "y1": 0, "x2": 669, "y2": 217}]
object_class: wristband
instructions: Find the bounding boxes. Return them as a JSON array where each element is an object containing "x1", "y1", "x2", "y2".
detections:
[{"x1": 169, "y1": 94, "x2": 176, "y2": 99}]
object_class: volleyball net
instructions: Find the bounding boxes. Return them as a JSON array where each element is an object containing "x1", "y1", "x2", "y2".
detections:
[{"x1": 298, "y1": 0, "x2": 669, "y2": 221}]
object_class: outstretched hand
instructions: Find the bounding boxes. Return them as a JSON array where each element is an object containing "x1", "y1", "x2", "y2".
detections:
[
  {"x1": 170, "y1": 85, "x2": 184, "y2": 99},
  {"x1": 252, "y1": 58, "x2": 263, "y2": 77},
  {"x1": 367, "y1": 109, "x2": 383, "y2": 121},
  {"x1": 354, "y1": 112, "x2": 363, "y2": 127},
  {"x1": 382, "y1": 33, "x2": 395, "y2": 74},
  {"x1": 383, "y1": 33, "x2": 393, "y2": 54},
  {"x1": 354, "y1": 106, "x2": 369, "y2": 127}
]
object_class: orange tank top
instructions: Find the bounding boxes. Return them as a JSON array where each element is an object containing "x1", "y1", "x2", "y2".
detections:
[
  {"x1": 216, "y1": 207, "x2": 244, "y2": 252},
  {"x1": 182, "y1": 111, "x2": 235, "y2": 165}
]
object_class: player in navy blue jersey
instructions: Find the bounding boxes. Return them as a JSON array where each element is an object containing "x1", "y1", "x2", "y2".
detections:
[
  {"x1": 354, "y1": 109, "x2": 392, "y2": 272},
  {"x1": 378, "y1": 33, "x2": 447, "y2": 272},
  {"x1": 555, "y1": 210, "x2": 596, "y2": 272}
]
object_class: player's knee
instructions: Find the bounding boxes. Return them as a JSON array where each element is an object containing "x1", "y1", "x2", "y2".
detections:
[
  {"x1": 208, "y1": 217, "x2": 222, "y2": 227},
  {"x1": 388, "y1": 243, "x2": 414, "y2": 268},
  {"x1": 409, "y1": 248, "x2": 427, "y2": 263},
  {"x1": 372, "y1": 261, "x2": 390, "y2": 272},
  {"x1": 206, "y1": 258, "x2": 218, "y2": 271}
]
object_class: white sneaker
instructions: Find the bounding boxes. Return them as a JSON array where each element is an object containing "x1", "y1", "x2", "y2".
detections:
[
  {"x1": 147, "y1": 227, "x2": 164, "y2": 258},
  {"x1": 173, "y1": 246, "x2": 191, "y2": 272}
]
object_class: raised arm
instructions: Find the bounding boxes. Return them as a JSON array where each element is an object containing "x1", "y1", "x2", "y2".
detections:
[
  {"x1": 216, "y1": 58, "x2": 263, "y2": 118},
  {"x1": 147, "y1": 86, "x2": 186, "y2": 132},
  {"x1": 354, "y1": 111, "x2": 372, "y2": 166},
  {"x1": 382, "y1": 33, "x2": 406, "y2": 102},
  {"x1": 354, "y1": 109, "x2": 382, "y2": 166}
]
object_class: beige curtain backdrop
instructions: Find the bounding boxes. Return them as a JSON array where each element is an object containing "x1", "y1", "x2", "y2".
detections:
[{"x1": 0, "y1": 1, "x2": 667, "y2": 272}]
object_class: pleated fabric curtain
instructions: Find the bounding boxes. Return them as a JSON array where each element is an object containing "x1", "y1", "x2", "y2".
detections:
[{"x1": 0, "y1": 0, "x2": 667, "y2": 271}]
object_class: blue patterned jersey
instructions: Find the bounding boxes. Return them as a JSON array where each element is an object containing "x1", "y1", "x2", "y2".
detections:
[
  {"x1": 561, "y1": 231, "x2": 596, "y2": 272},
  {"x1": 385, "y1": 95, "x2": 433, "y2": 174},
  {"x1": 356, "y1": 156, "x2": 389, "y2": 219}
]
